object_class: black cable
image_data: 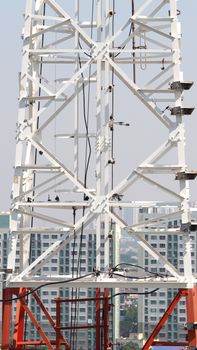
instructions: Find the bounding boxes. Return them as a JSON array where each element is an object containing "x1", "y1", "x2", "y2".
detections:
[
  {"x1": 1, "y1": 279, "x2": 159, "y2": 303},
  {"x1": 78, "y1": 39, "x2": 92, "y2": 58},
  {"x1": 114, "y1": 24, "x2": 133, "y2": 58},
  {"x1": 131, "y1": 0, "x2": 136, "y2": 83},
  {"x1": 0, "y1": 273, "x2": 94, "y2": 303},
  {"x1": 72, "y1": 3, "x2": 95, "y2": 348},
  {"x1": 113, "y1": 262, "x2": 170, "y2": 278},
  {"x1": 109, "y1": 288, "x2": 160, "y2": 299},
  {"x1": 76, "y1": 0, "x2": 94, "y2": 277},
  {"x1": 112, "y1": 272, "x2": 165, "y2": 280}
]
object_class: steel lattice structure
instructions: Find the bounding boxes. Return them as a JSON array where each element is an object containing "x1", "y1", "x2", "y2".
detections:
[{"x1": 2, "y1": 0, "x2": 197, "y2": 347}]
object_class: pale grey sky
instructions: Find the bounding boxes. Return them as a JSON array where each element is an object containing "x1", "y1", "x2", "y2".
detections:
[{"x1": 0, "y1": 0, "x2": 196, "y2": 211}]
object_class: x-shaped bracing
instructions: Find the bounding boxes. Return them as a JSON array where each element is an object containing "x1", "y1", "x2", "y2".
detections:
[{"x1": 12, "y1": 0, "x2": 183, "y2": 282}]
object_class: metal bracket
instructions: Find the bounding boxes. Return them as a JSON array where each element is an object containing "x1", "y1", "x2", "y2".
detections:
[
  {"x1": 175, "y1": 172, "x2": 197, "y2": 180},
  {"x1": 170, "y1": 81, "x2": 194, "y2": 91},
  {"x1": 171, "y1": 106, "x2": 195, "y2": 116}
]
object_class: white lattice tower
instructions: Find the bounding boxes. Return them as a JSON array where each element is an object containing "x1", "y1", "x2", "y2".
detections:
[{"x1": 6, "y1": 0, "x2": 196, "y2": 298}]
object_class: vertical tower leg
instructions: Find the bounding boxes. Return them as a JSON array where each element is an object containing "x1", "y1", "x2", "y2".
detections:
[
  {"x1": 186, "y1": 287, "x2": 197, "y2": 348},
  {"x1": 56, "y1": 298, "x2": 61, "y2": 350},
  {"x1": 13, "y1": 289, "x2": 26, "y2": 349},
  {"x1": 96, "y1": 288, "x2": 101, "y2": 350},
  {"x1": 2, "y1": 289, "x2": 14, "y2": 350},
  {"x1": 104, "y1": 288, "x2": 109, "y2": 350}
]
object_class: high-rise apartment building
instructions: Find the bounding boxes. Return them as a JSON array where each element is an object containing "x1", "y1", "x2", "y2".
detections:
[
  {"x1": 1, "y1": 216, "x2": 120, "y2": 349},
  {"x1": 0, "y1": 212, "x2": 10, "y2": 338},
  {"x1": 136, "y1": 206, "x2": 197, "y2": 343}
]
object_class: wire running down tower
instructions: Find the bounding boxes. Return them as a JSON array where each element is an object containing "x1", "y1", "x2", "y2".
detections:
[{"x1": 1, "y1": 0, "x2": 197, "y2": 349}]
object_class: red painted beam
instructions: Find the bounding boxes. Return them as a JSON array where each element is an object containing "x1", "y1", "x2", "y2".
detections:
[
  {"x1": 104, "y1": 289, "x2": 109, "y2": 350},
  {"x1": 186, "y1": 287, "x2": 197, "y2": 348},
  {"x1": 152, "y1": 341, "x2": 187, "y2": 346},
  {"x1": 2, "y1": 289, "x2": 15, "y2": 350},
  {"x1": 96, "y1": 288, "x2": 101, "y2": 350},
  {"x1": 142, "y1": 289, "x2": 187, "y2": 350}
]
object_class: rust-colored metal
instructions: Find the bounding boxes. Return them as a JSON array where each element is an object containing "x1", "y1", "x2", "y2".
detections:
[
  {"x1": 13, "y1": 288, "x2": 26, "y2": 349},
  {"x1": 142, "y1": 289, "x2": 188, "y2": 350},
  {"x1": 103, "y1": 288, "x2": 109, "y2": 350},
  {"x1": 96, "y1": 288, "x2": 101, "y2": 350},
  {"x1": 2, "y1": 288, "x2": 16, "y2": 350},
  {"x1": 18, "y1": 295, "x2": 54, "y2": 350},
  {"x1": 31, "y1": 290, "x2": 70, "y2": 350},
  {"x1": 56, "y1": 297, "x2": 61, "y2": 350},
  {"x1": 2, "y1": 288, "x2": 111, "y2": 350},
  {"x1": 152, "y1": 341, "x2": 188, "y2": 346},
  {"x1": 186, "y1": 286, "x2": 197, "y2": 348},
  {"x1": 55, "y1": 288, "x2": 111, "y2": 350}
]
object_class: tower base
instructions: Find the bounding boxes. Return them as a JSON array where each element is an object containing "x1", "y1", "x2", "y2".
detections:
[{"x1": 143, "y1": 287, "x2": 197, "y2": 349}]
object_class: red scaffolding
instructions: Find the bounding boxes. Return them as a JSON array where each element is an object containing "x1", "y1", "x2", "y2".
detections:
[
  {"x1": 1, "y1": 288, "x2": 111, "y2": 350},
  {"x1": 142, "y1": 287, "x2": 197, "y2": 349}
]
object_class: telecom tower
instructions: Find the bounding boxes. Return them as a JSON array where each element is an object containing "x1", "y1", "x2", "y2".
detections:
[{"x1": 2, "y1": 0, "x2": 197, "y2": 349}]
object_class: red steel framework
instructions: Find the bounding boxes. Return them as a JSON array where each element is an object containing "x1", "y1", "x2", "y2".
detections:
[
  {"x1": 142, "y1": 287, "x2": 197, "y2": 349},
  {"x1": 2, "y1": 286, "x2": 197, "y2": 349},
  {"x1": 1, "y1": 288, "x2": 111, "y2": 350}
]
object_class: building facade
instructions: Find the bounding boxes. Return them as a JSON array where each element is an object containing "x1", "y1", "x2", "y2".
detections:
[
  {"x1": 0, "y1": 213, "x2": 10, "y2": 339},
  {"x1": 1, "y1": 216, "x2": 120, "y2": 349},
  {"x1": 136, "y1": 206, "x2": 197, "y2": 343}
]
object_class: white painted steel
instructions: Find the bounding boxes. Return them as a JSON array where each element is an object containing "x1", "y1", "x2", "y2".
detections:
[{"x1": 8, "y1": 0, "x2": 194, "y2": 293}]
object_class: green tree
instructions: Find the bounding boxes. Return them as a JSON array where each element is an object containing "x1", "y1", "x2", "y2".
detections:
[
  {"x1": 122, "y1": 341, "x2": 140, "y2": 350},
  {"x1": 120, "y1": 305, "x2": 138, "y2": 337}
]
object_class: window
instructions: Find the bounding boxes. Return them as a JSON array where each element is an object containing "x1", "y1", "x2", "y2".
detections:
[
  {"x1": 150, "y1": 308, "x2": 157, "y2": 313},
  {"x1": 51, "y1": 267, "x2": 57, "y2": 271},
  {"x1": 79, "y1": 308, "x2": 86, "y2": 312},
  {"x1": 43, "y1": 267, "x2": 49, "y2": 271},
  {"x1": 159, "y1": 309, "x2": 165, "y2": 313},
  {"x1": 159, "y1": 244, "x2": 165, "y2": 248},
  {"x1": 51, "y1": 291, "x2": 57, "y2": 296},
  {"x1": 179, "y1": 317, "x2": 186, "y2": 322},
  {"x1": 150, "y1": 316, "x2": 157, "y2": 321},
  {"x1": 42, "y1": 291, "x2": 48, "y2": 295},
  {"x1": 151, "y1": 243, "x2": 157, "y2": 248},
  {"x1": 150, "y1": 236, "x2": 157, "y2": 240},
  {"x1": 174, "y1": 220, "x2": 178, "y2": 228},
  {"x1": 79, "y1": 316, "x2": 85, "y2": 321},
  {"x1": 179, "y1": 309, "x2": 185, "y2": 314},
  {"x1": 159, "y1": 268, "x2": 165, "y2": 273},
  {"x1": 51, "y1": 259, "x2": 57, "y2": 263},
  {"x1": 150, "y1": 259, "x2": 157, "y2": 264}
]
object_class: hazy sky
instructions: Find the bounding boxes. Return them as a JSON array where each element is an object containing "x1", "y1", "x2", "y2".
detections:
[{"x1": 0, "y1": 0, "x2": 197, "y2": 211}]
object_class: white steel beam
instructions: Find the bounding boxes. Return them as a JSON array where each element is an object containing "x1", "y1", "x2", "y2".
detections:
[{"x1": 8, "y1": 0, "x2": 194, "y2": 298}]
